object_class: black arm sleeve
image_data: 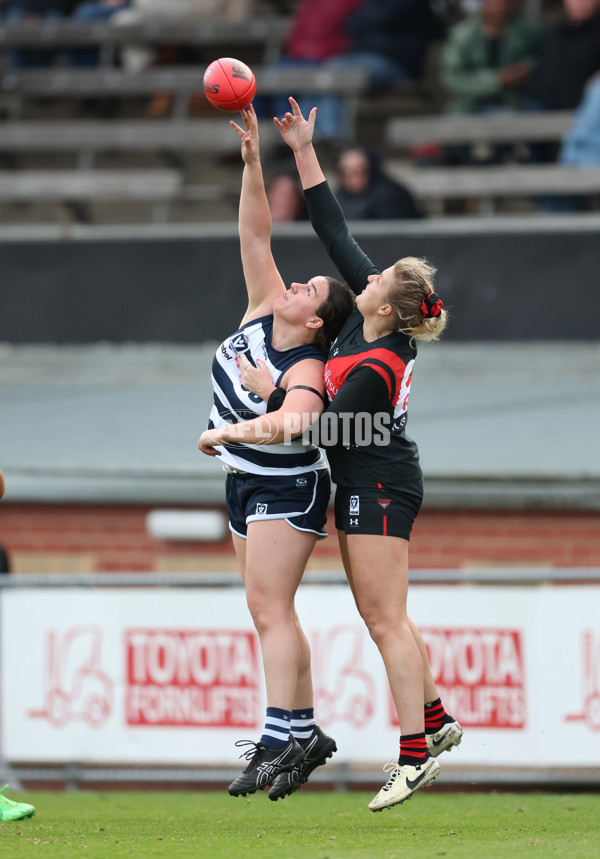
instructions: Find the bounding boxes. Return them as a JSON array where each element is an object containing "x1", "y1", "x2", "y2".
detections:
[
  {"x1": 304, "y1": 181, "x2": 379, "y2": 296},
  {"x1": 267, "y1": 385, "x2": 327, "y2": 413},
  {"x1": 326, "y1": 366, "x2": 389, "y2": 416},
  {"x1": 267, "y1": 388, "x2": 286, "y2": 413},
  {"x1": 305, "y1": 367, "x2": 390, "y2": 447}
]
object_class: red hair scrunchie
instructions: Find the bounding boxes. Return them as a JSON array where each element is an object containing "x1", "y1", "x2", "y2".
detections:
[{"x1": 421, "y1": 292, "x2": 443, "y2": 318}]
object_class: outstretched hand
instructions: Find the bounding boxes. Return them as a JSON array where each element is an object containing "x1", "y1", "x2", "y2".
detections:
[
  {"x1": 230, "y1": 104, "x2": 260, "y2": 164},
  {"x1": 274, "y1": 97, "x2": 317, "y2": 152}
]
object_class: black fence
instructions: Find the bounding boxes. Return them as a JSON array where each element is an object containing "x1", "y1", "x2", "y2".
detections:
[{"x1": 1, "y1": 222, "x2": 598, "y2": 343}]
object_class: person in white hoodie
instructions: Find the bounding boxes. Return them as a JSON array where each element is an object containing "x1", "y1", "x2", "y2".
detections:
[{"x1": 112, "y1": 0, "x2": 251, "y2": 73}]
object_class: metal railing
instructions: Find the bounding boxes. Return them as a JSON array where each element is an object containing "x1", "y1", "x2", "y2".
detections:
[{"x1": 2, "y1": 568, "x2": 600, "y2": 589}]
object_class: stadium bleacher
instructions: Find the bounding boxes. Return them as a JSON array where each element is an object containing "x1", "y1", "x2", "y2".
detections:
[{"x1": 0, "y1": 6, "x2": 597, "y2": 224}]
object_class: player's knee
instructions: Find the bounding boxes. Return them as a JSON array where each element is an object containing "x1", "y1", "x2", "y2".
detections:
[
  {"x1": 245, "y1": 595, "x2": 291, "y2": 636},
  {"x1": 363, "y1": 611, "x2": 407, "y2": 650}
]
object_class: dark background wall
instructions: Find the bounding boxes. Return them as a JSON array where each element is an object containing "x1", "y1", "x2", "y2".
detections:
[{"x1": 1, "y1": 225, "x2": 598, "y2": 342}]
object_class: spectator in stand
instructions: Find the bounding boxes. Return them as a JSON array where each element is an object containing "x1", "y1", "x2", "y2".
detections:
[
  {"x1": 560, "y1": 73, "x2": 600, "y2": 164},
  {"x1": 528, "y1": 0, "x2": 600, "y2": 111},
  {"x1": 1, "y1": 1, "x2": 79, "y2": 68},
  {"x1": 1, "y1": 0, "x2": 76, "y2": 20},
  {"x1": 280, "y1": 0, "x2": 363, "y2": 69},
  {"x1": 266, "y1": 173, "x2": 308, "y2": 223},
  {"x1": 440, "y1": 0, "x2": 540, "y2": 116},
  {"x1": 335, "y1": 145, "x2": 423, "y2": 219},
  {"x1": 260, "y1": 0, "x2": 363, "y2": 125},
  {"x1": 438, "y1": 0, "x2": 540, "y2": 164},
  {"x1": 110, "y1": 0, "x2": 252, "y2": 115},
  {"x1": 67, "y1": 1, "x2": 131, "y2": 67},
  {"x1": 538, "y1": 73, "x2": 600, "y2": 211},
  {"x1": 270, "y1": 0, "x2": 443, "y2": 141},
  {"x1": 112, "y1": 0, "x2": 251, "y2": 74}
]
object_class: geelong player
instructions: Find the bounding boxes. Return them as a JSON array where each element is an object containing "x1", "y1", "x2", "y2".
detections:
[
  {"x1": 241, "y1": 97, "x2": 463, "y2": 811},
  {"x1": 197, "y1": 106, "x2": 353, "y2": 800}
]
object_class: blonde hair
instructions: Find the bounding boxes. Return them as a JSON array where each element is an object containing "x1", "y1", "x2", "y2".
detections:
[{"x1": 387, "y1": 257, "x2": 447, "y2": 342}]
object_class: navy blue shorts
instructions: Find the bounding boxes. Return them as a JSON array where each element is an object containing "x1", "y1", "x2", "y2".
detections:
[
  {"x1": 226, "y1": 468, "x2": 331, "y2": 539},
  {"x1": 334, "y1": 478, "x2": 423, "y2": 541}
]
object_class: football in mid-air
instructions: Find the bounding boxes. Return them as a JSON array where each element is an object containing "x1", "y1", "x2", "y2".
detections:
[{"x1": 203, "y1": 57, "x2": 257, "y2": 113}]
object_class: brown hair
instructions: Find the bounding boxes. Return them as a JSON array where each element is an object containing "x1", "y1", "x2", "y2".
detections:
[
  {"x1": 386, "y1": 257, "x2": 447, "y2": 342},
  {"x1": 313, "y1": 277, "x2": 355, "y2": 353}
]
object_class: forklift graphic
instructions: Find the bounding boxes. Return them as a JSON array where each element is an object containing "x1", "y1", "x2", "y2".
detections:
[
  {"x1": 28, "y1": 627, "x2": 113, "y2": 728},
  {"x1": 564, "y1": 630, "x2": 600, "y2": 731},
  {"x1": 312, "y1": 625, "x2": 376, "y2": 728}
]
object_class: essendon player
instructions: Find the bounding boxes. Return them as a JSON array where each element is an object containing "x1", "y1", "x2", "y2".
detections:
[{"x1": 241, "y1": 97, "x2": 463, "y2": 811}]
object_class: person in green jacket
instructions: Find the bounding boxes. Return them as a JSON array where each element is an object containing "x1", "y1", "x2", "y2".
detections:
[{"x1": 440, "y1": 0, "x2": 541, "y2": 115}]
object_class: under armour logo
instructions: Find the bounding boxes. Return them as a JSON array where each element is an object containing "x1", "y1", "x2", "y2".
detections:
[{"x1": 350, "y1": 518, "x2": 359, "y2": 526}]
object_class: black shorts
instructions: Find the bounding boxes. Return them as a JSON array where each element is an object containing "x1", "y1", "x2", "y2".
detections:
[
  {"x1": 334, "y1": 478, "x2": 423, "y2": 541},
  {"x1": 226, "y1": 467, "x2": 331, "y2": 540}
]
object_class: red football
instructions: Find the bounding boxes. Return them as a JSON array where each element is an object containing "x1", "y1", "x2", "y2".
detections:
[{"x1": 203, "y1": 57, "x2": 257, "y2": 113}]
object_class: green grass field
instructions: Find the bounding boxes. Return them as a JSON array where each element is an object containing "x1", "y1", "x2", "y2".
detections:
[{"x1": 1, "y1": 790, "x2": 599, "y2": 859}]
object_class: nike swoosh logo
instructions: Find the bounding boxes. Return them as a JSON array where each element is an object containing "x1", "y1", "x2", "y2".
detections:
[
  {"x1": 432, "y1": 735, "x2": 448, "y2": 746},
  {"x1": 405, "y1": 762, "x2": 436, "y2": 790}
]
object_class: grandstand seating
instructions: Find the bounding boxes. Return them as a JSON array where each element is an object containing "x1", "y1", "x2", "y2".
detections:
[
  {"x1": 4, "y1": 163, "x2": 595, "y2": 223},
  {"x1": 385, "y1": 112, "x2": 574, "y2": 148},
  {"x1": 0, "y1": 65, "x2": 370, "y2": 130},
  {"x1": 0, "y1": 18, "x2": 289, "y2": 60},
  {"x1": 0, "y1": 168, "x2": 185, "y2": 223},
  {"x1": 0, "y1": 118, "x2": 279, "y2": 155},
  {"x1": 383, "y1": 163, "x2": 600, "y2": 215},
  {"x1": 0, "y1": 16, "x2": 597, "y2": 224}
]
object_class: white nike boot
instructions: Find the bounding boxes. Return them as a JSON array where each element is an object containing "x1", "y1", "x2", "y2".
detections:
[
  {"x1": 426, "y1": 720, "x2": 463, "y2": 757},
  {"x1": 368, "y1": 756, "x2": 440, "y2": 812}
]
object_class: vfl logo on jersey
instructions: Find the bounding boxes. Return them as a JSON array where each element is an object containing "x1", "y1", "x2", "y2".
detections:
[
  {"x1": 349, "y1": 495, "x2": 360, "y2": 515},
  {"x1": 229, "y1": 333, "x2": 250, "y2": 355},
  {"x1": 378, "y1": 498, "x2": 391, "y2": 509},
  {"x1": 256, "y1": 503, "x2": 268, "y2": 515},
  {"x1": 296, "y1": 477, "x2": 308, "y2": 487}
]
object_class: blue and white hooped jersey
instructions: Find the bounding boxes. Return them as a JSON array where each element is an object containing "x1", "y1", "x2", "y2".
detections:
[{"x1": 208, "y1": 315, "x2": 327, "y2": 475}]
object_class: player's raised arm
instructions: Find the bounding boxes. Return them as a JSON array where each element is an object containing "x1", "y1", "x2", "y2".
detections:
[
  {"x1": 230, "y1": 105, "x2": 286, "y2": 323},
  {"x1": 275, "y1": 97, "x2": 376, "y2": 296},
  {"x1": 274, "y1": 97, "x2": 324, "y2": 190}
]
